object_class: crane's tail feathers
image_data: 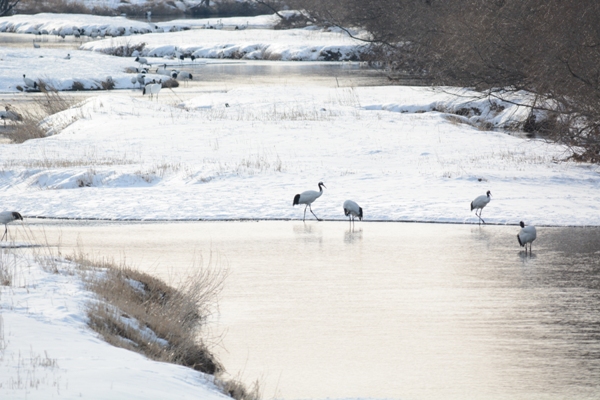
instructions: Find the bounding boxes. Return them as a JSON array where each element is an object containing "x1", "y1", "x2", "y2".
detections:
[
  {"x1": 470, "y1": 201, "x2": 474, "y2": 211},
  {"x1": 358, "y1": 207, "x2": 363, "y2": 220},
  {"x1": 293, "y1": 194, "x2": 300, "y2": 206}
]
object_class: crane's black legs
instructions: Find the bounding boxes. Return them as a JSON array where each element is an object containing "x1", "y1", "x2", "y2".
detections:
[
  {"x1": 308, "y1": 205, "x2": 321, "y2": 221},
  {"x1": 476, "y1": 209, "x2": 485, "y2": 224},
  {"x1": 1, "y1": 225, "x2": 7, "y2": 241},
  {"x1": 302, "y1": 205, "x2": 321, "y2": 222}
]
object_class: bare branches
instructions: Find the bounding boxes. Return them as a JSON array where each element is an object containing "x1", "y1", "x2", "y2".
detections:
[{"x1": 0, "y1": 0, "x2": 21, "y2": 16}]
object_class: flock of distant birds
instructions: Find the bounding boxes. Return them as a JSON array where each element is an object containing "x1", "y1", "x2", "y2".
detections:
[
  {"x1": 18, "y1": 53, "x2": 196, "y2": 100},
  {"x1": 293, "y1": 182, "x2": 537, "y2": 254}
]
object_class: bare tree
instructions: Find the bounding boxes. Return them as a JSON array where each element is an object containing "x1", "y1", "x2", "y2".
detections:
[
  {"x1": 0, "y1": 0, "x2": 21, "y2": 16},
  {"x1": 292, "y1": 0, "x2": 600, "y2": 161}
]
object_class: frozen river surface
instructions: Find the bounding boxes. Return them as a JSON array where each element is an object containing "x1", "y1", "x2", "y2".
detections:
[{"x1": 18, "y1": 219, "x2": 600, "y2": 400}]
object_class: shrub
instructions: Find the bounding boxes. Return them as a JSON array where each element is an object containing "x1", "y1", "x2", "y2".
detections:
[
  {"x1": 3, "y1": 85, "x2": 79, "y2": 143},
  {"x1": 161, "y1": 79, "x2": 179, "y2": 88},
  {"x1": 71, "y1": 81, "x2": 85, "y2": 91}
]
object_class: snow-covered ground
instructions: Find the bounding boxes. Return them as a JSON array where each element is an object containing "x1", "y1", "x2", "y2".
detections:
[
  {"x1": 0, "y1": 84, "x2": 597, "y2": 226},
  {"x1": 1, "y1": 11, "x2": 600, "y2": 400},
  {"x1": 0, "y1": 11, "x2": 290, "y2": 36},
  {"x1": 0, "y1": 249, "x2": 231, "y2": 399}
]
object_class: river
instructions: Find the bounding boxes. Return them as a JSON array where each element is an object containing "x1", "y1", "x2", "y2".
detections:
[{"x1": 16, "y1": 219, "x2": 600, "y2": 400}]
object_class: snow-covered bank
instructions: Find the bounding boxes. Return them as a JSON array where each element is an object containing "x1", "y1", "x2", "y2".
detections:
[
  {"x1": 0, "y1": 13, "x2": 161, "y2": 36},
  {"x1": 0, "y1": 12, "x2": 292, "y2": 38},
  {"x1": 0, "y1": 86, "x2": 598, "y2": 226},
  {"x1": 82, "y1": 23, "x2": 367, "y2": 61},
  {"x1": 0, "y1": 251, "x2": 230, "y2": 399}
]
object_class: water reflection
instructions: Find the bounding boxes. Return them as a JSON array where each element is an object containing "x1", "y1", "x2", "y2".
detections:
[
  {"x1": 16, "y1": 220, "x2": 600, "y2": 399},
  {"x1": 344, "y1": 226, "x2": 362, "y2": 244}
]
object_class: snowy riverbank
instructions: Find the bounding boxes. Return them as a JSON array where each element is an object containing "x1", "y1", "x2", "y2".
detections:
[{"x1": 0, "y1": 85, "x2": 598, "y2": 226}]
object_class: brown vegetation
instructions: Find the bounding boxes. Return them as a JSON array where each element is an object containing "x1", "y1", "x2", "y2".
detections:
[
  {"x1": 73, "y1": 254, "x2": 260, "y2": 399},
  {"x1": 3, "y1": 84, "x2": 79, "y2": 143},
  {"x1": 79, "y1": 259, "x2": 223, "y2": 374}
]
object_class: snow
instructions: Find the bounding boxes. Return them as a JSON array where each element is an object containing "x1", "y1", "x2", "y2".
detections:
[
  {"x1": 0, "y1": 13, "x2": 159, "y2": 35},
  {"x1": 0, "y1": 253, "x2": 229, "y2": 399},
  {"x1": 1, "y1": 11, "x2": 600, "y2": 400},
  {"x1": 0, "y1": 85, "x2": 597, "y2": 226},
  {"x1": 81, "y1": 22, "x2": 366, "y2": 62}
]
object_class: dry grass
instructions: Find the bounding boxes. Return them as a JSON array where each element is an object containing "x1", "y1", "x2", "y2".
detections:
[
  {"x1": 74, "y1": 254, "x2": 225, "y2": 375},
  {"x1": 71, "y1": 253, "x2": 261, "y2": 399},
  {"x1": 3, "y1": 84, "x2": 81, "y2": 143}
]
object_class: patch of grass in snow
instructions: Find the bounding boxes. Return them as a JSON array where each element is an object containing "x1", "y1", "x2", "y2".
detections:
[
  {"x1": 197, "y1": 104, "x2": 348, "y2": 122},
  {"x1": 1, "y1": 155, "x2": 138, "y2": 170},
  {"x1": 2, "y1": 346, "x2": 60, "y2": 391},
  {"x1": 4, "y1": 85, "x2": 82, "y2": 143},
  {"x1": 468, "y1": 149, "x2": 556, "y2": 167},
  {"x1": 74, "y1": 254, "x2": 223, "y2": 369},
  {"x1": 73, "y1": 253, "x2": 260, "y2": 399},
  {"x1": 326, "y1": 87, "x2": 362, "y2": 108}
]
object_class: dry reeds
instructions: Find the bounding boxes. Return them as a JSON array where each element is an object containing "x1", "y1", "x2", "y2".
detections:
[
  {"x1": 3, "y1": 83, "x2": 80, "y2": 143},
  {"x1": 76, "y1": 255, "x2": 225, "y2": 375}
]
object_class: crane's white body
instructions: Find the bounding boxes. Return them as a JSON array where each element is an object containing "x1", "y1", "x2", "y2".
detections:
[
  {"x1": 177, "y1": 71, "x2": 193, "y2": 86},
  {"x1": 517, "y1": 221, "x2": 537, "y2": 254},
  {"x1": 471, "y1": 190, "x2": 491, "y2": 224},
  {"x1": 0, "y1": 211, "x2": 23, "y2": 241},
  {"x1": 343, "y1": 200, "x2": 363, "y2": 223},
  {"x1": 1, "y1": 106, "x2": 22, "y2": 125},
  {"x1": 293, "y1": 182, "x2": 326, "y2": 221},
  {"x1": 135, "y1": 56, "x2": 149, "y2": 66},
  {"x1": 136, "y1": 73, "x2": 146, "y2": 88},
  {"x1": 23, "y1": 74, "x2": 37, "y2": 89},
  {"x1": 143, "y1": 81, "x2": 162, "y2": 100}
]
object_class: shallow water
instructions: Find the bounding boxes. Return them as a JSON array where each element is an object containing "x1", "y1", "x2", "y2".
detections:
[{"x1": 16, "y1": 220, "x2": 600, "y2": 400}]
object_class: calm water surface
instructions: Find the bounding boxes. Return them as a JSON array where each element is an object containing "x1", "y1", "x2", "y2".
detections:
[{"x1": 17, "y1": 220, "x2": 600, "y2": 400}]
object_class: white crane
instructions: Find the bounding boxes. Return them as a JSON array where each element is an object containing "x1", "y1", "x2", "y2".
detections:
[
  {"x1": 0, "y1": 211, "x2": 23, "y2": 241},
  {"x1": 136, "y1": 73, "x2": 146, "y2": 88},
  {"x1": 343, "y1": 200, "x2": 363, "y2": 224},
  {"x1": 143, "y1": 80, "x2": 162, "y2": 100},
  {"x1": 293, "y1": 182, "x2": 326, "y2": 221},
  {"x1": 470, "y1": 190, "x2": 491, "y2": 224},
  {"x1": 22, "y1": 74, "x2": 38, "y2": 90},
  {"x1": 1, "y1": 105, "x2": 22, "y2": 126},
  {"x1": 177, "y1": 71, "x2": 192, "y2": 86},
  {"x1": 135, "y1": 56, "x2": 149, "y2": 66},
  {"x1": 156, "y1": 63, "x2": 169, "y2": 75},
  {"x1": 517, "y1": 221, "x2": 537, "y2": 254}
]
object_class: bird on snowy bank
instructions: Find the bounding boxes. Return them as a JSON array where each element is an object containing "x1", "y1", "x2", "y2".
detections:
[
  {"x1": 177, "y1": 71, "x2": 193, "y2": 86},
  {"x1": 293, "y1": 182, "x2": 326, "y2": 221},
  {"x1": 1, "y1": 105, "x2": 22, "y2": 125},
  {"x1": 343, "y1": 200, "x2": 363, "y2": 224},
  {"x1": 0, "y1": 211, "x2": 23, "y2": 241},
  {"x1": 135, "y1": 56, "x2": 149, "y2": 66},
  {"x1": 143, "y1": 80, "x2": 162, "y2": 100},
  {"x1": 517, "y1": 221, "x2": 536, "y2": 254},
  {"x1": 22, "y1": 74, "x2": 38, "y2": 90},
  {"x1": 471, "y1": 190, "x2": 491, "y2": 224}
]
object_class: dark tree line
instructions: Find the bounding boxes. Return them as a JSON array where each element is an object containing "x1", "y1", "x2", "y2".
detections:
[{"x1": 289, "y1": 0, "x2": 600, "y2": 162}]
